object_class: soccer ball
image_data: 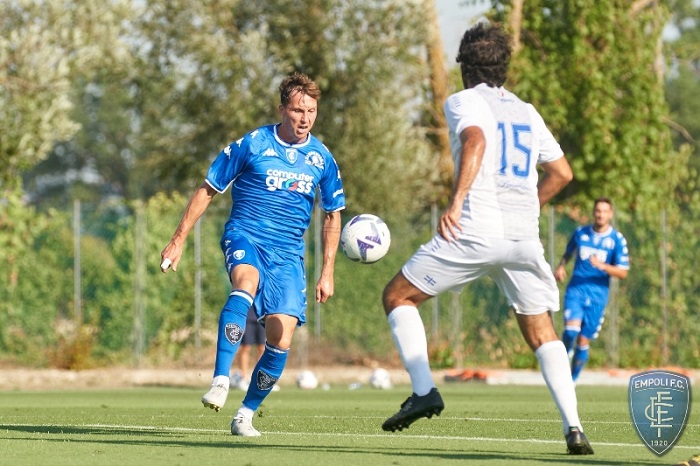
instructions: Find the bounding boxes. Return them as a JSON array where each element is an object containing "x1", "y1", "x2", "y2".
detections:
[
  {"x1": 296, "y1": 370, "x2": 319, "y2": 390},
  {"x1": 340, "y1": 214, "x2": 391, "y2": 264},
  {"x1": 369, "y1": 368, "x2": 392, "y2": 390}
]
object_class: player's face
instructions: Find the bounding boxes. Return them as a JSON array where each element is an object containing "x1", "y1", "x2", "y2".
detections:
[
  {"x1": 593, "y1": 201, "x2": 613, "y2": 230},
  {"x1": 277, "y1": 90, "x2": 317, "y2": 144}
]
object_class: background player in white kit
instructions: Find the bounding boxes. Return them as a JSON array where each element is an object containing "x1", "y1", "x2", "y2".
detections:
[
  {"x1": 380, "y1": 23, "x2": 593, "y2": 455},
  {"x1": 160, "y1": 72, "x2": 345, "y2": 437}
]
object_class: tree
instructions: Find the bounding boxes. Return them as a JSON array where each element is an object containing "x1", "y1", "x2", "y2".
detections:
[
  {"x1": 491, "y1": 0, "x2": 687, "y2": 213},
  {"x1": 484, "y1": 0, "x2": 700, "y2": 368},
  {"x1": 665, "y1": 0, "x2": 700, "y2": 181},
  {"x1": 0, "y1": 0, "x2": 133, "y2": 189},
  {"x1": 125, "y1": 0, "x2": 436, "y2": 214}
]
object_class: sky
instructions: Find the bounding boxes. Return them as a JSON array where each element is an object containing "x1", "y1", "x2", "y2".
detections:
[{"x1": 436, "y1": 0, "x2": 490, "y2": 62}]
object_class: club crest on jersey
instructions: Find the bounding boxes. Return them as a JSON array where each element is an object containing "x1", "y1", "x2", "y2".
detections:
[
  {"x1": 629, "y1": 370, "x2": 691, "y2": 456},
  {"x1": 305, "y1": 151, "x2": 325, "y2": 169},
  {"x1": 602, "y1": 237, "x2": 615, "y2": 249},
  {"x1": 285, "y1": 148, "x2": 298, "y2": 164},
  {"x1": 224, "y1": 323, "x2": 243, "y2": 345},
  {"x1": 233, "y1": 249, "x2": 245, "y2": 260},
  {"x1": 256, "y1": 369, "x2": 278, "y2": 391}
]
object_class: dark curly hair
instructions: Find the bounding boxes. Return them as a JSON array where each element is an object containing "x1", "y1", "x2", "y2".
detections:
[
  {"x1": 456, "y1": 23, "x2": 512, "y2": 88},
  {"x1": 279, "y1": 72, "x2": 321, "y2": 106}
]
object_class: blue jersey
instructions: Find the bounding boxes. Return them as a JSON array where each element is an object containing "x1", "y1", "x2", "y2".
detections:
[
  {"x1": 565, "y1": 225, "x2": 630, "y2": 298},
  {"x1": 206, "y1": 124, "x2": 345, "y2": 256}
]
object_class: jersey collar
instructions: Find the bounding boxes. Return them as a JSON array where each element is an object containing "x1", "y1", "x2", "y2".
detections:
[{"x1": 273, "y1": 124, "x2": 311, "y2": 148}]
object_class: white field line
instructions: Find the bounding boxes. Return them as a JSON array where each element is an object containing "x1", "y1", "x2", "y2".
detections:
[{"x1": 2, "y1": 422, "x2": 700, "y2": 451}]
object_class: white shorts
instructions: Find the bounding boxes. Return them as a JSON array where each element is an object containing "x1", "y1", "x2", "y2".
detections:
[{"x1": 402, "y1": 234, "x2": 559, "y2": 315}]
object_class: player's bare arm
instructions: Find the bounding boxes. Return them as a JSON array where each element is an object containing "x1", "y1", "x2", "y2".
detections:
[
  {"x1": 439, "y1": 126, "x2": 484, "y2": 241},
  {"x1": 589, "y1": 255, "x2": 629, "y2": 279},
  {"x1": 160, "y1": 182, "x2": 217, "y2": 272},
  {"x1": 554, "y1": 253, "x2": 572, "y2": 282},
  {"x1": 537, "y1": 156, "x2": 573, "y2": 207},
  {"x1": 316, "y1": 210, "x2": 342, "y2": 303}
]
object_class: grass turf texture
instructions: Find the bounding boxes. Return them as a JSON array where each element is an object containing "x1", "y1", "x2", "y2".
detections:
[{"x1": 1, "y1": 384, "x2": 698, "y2": 465}]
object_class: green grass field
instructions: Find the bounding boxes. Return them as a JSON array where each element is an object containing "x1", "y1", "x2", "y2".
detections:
[{"x1": 1, "y1": 383, "x2": 697, "y2": 465}]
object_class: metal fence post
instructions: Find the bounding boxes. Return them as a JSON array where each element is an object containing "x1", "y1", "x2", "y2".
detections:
[
  {"x1": 133, "y1": 201, "x2": 146, "y2": 366},
  {"x1": 661, "y1": 209, "x2": 668, "y2": 365},
  {"x1": 73, "y1": 198, "x2": 82, "y2": 326},
  {"x1": 194, "y1": 217, "x2": 202, "y2": 363}
]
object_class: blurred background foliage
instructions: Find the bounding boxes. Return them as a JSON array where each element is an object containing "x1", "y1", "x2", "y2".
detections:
[{"x1": 0, "y1": 0, "x2": 698, "y2": 369}]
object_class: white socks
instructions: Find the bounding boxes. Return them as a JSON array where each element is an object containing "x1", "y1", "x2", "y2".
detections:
[
  {"x1": 236, "y1": 406, "x2": 255, "y2": 420},
  {"x1": 212, "y1": 375, "x2": 230, "y2": 387},
  {"x1": 387, "y1": 305, "x2": 434, "y2": 396},
  {"x1": 535, "y1": 340, "x2": 582, "y2": 434}
]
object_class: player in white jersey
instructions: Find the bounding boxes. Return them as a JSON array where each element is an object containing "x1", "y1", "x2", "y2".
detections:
[
  {"x1": 380, "y1": 23, "x2": 593, "y2": 455},
  {"x1": 160, "y1": 72, "x2": 345, "y2": 437}
]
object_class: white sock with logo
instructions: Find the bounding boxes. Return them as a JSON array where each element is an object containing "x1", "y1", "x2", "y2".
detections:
[
  {"x1": 535, "y1": 340, "x2": 582, "y2": 434},
  {"x1": 388, "y1": 305, "x2": 434, "y2": 396}
]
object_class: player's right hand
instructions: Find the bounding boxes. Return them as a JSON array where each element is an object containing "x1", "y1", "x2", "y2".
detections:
[
  {"x1": 554, "y1": 265, "x2": 567, "y2": 282},
  {"x1": 438, "y1": 205, "x2": 463, "y2": 242},
  {"x1": 160, "y1": 242, "x2": 182, "y2": 273}
]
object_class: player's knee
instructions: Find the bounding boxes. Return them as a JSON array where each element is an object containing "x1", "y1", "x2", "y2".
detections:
[
  {"x1": 563, "y1": 327, "x2": 580, "y2": 342},
  {"x1": 382, "y1": 277, "x2": 402, "y2": 314},
  {"x1": 382, "y1": 287, "x2": 396, "y2": 315},
  {"x1": 382, "y1": 272, "x2": 425, "y2": 315}
]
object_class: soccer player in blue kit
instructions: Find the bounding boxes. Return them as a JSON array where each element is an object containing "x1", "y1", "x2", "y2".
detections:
[
  {"x1": 554, "y1": 197, "x2": 629, "y2": 382},
  {"x1": 160, "y1": 72, "x2": 345, "y2": 436}
]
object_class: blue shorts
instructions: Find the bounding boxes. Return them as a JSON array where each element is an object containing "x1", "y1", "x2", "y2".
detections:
[
  {"x1": 221, "y1": 231, "x2": 306, "y2": 325},
  {"x1": 563, "y1": 287, "x2": 607, "y2": 340}
]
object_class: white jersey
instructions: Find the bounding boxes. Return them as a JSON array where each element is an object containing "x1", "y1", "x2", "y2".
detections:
[{"x1": 443, "y1": 83, "x2": 564, "y2": 240}]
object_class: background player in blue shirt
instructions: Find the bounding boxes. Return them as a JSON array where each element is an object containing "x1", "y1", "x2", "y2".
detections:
[
  {"x1": 554, "y1": 197, "x2": 629, "y2": 382},
  {"x1": 160, "y1": 72, "x2": 345, "y2": 436}
]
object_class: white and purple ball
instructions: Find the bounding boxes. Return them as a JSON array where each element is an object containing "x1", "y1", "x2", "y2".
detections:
[{"x1": 340, "y1": 214, "x2": 391, "y2": 264}]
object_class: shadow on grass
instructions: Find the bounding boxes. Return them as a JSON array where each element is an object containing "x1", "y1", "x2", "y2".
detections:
[{"x1": 1, "y1": 424, "x2": 663, "y2": 465}]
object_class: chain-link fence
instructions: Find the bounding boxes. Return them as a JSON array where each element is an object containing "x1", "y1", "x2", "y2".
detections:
[{"x1": 1, "y1": 194, "x2": 698, "y2": 370}]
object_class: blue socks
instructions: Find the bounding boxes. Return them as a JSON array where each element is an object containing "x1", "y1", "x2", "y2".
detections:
[
  {"x1": 213, "y1": 290, "x2": 254, "y2": 377},
  {"x1": 562, "y1": 326, "x2": 580, "y2": 356},
  {"x1": 242, "y1": 342, "x2": 288, "y2": 411},
  {"x1": 561, "y1": 325, "x2": 589, "y2": 382},
  {"x1": 571, "y1": 345, "x2": 589, "y2": 382}
]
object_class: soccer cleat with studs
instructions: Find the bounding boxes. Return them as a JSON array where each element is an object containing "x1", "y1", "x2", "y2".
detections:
[
  {"x1": 382, "y1": 387, "x2": 444, "y2": 432},
  {"x1": 201, "y1": 383, "x2": 229, "y2": 412},
  {"x1": 565, "y1": 426, "x2": 594, "y2": 455}
]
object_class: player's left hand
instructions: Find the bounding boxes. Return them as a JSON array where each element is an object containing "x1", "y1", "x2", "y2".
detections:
[{"x1": 315, "y1": 275, "x2": 334, "y2": 303}]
